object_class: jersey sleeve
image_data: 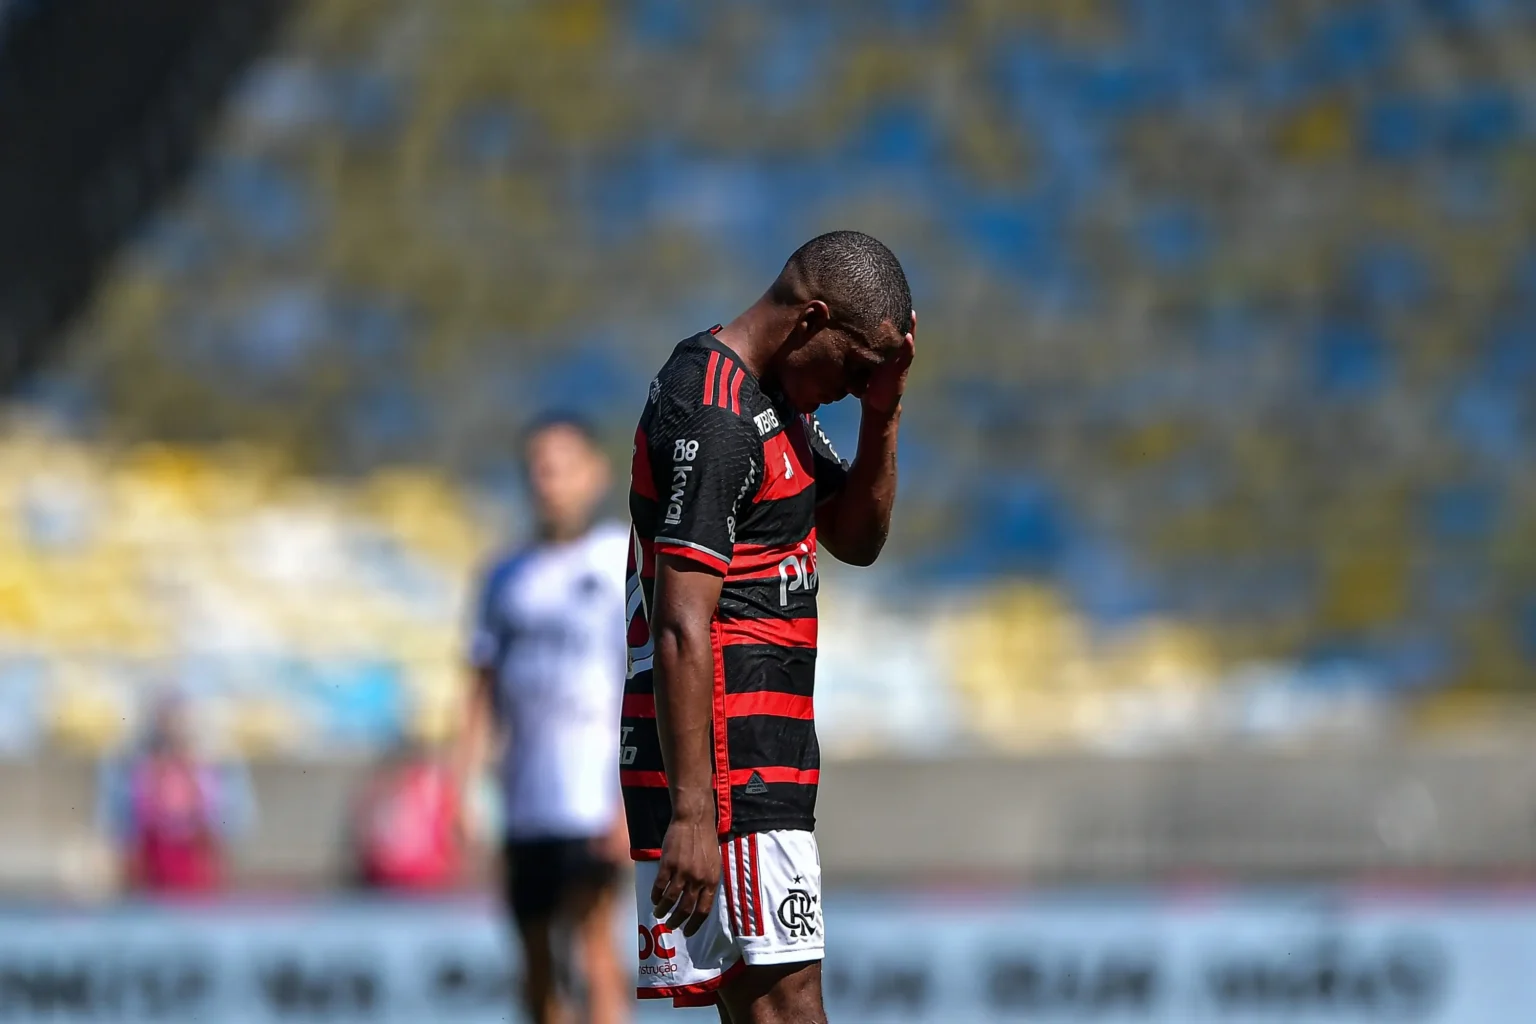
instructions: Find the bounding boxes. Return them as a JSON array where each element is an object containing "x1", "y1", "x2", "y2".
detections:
[
  {"x1": 803, "y1": 413, "x2": 850, "y2": 505},
  {"x1": 466, "y1": 557, "x2": 514, "y2": 671},
  {"x1": 649, "y1": 401, "x2": 761, "y2": 574}
]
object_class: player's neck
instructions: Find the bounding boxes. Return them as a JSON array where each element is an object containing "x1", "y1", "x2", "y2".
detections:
[{"x1": 714, "y1": 298, "x2": 794, "y2": 385}]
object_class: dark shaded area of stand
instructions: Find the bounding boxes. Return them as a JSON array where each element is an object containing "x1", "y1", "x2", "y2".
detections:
[{"x1": 0, "y1": 0, "x2": 292, "y2": 393}]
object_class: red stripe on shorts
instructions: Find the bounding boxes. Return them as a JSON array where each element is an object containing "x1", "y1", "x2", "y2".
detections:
[
  {"x1": 749, "y1": 833, "x2": 764, "y2": 935},
  {"x1": 720, "y1": 840, "x2": 736, "y2": 935},
  {"x1": 734, "y1": 837, "x2": 749, "y2": 935}
]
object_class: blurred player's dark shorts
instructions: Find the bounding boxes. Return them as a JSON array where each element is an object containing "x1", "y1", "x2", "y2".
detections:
[{"x1": 501, "y1": 836, "x2": 620, "y2": 923}]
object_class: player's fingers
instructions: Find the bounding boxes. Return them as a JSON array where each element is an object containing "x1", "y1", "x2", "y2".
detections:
[
  {"x1": 653, "y1": 888, "x2": 681, "y2": 921},
  {"x1": 664, "y1": 885, "x2": 699, "y2": 930},
  {"x1": 651, "y1": 865, "x2": 678, "y2": 915},
  {"x1": 649, "y1": 863, "x2": 670, "y2": 905},
  {"x1": 682, "y1": 883, "x2": 716, "y2": 937}
]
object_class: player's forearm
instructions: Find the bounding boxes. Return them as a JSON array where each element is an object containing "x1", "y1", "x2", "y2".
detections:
[
  {"x1": 651, "y1": 620, "x2": 718, "y2": 827},
  {"x1": 453, "y1": 672, "x2": 494, "y2": 792},
  {"x1": 824, "y1": 404, "x2": 902, "y2": 566}
]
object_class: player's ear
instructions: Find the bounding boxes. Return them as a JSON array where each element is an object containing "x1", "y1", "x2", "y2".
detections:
[{"x1": 798, "y1": 300, "x2": 830, "y2": 337}]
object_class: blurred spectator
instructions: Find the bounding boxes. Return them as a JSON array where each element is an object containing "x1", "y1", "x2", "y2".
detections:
[
  {"x1": 96, "y1": 695, "x2": 254, "y2": 895},
  {"x1": 351, "y1": 737, "x2": 462, "y2": 892}
]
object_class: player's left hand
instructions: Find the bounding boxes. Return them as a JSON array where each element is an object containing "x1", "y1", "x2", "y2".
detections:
[{"x1": 862, "y1": 310, "x2": 916, "y2": 416}]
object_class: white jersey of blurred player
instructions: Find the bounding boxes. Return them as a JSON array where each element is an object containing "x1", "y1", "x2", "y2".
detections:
[
  {"x1": 471, "y1": 520, "x2": 629, "y2": 838},
  {"x1": 461, "y1": 413, "x2": 630, "y2": 1024}
]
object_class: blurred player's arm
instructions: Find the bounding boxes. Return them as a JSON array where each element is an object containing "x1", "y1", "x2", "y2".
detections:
[
  {"x1": 598, "y1": 791, "x2": 631, "y2": 864},
  {"x1": 452, "y1": 666, "x2": 497, "y2": 843},
  {"x1": 648, "y1": 554, "x2": 724, "y2": 934},
  {"x1": 817, "y1": 311, "x2": 916, "y2": 566},
  {"x1": 455, "y1": 565, "x2": 507, "y2": 845},
  {"x1": 456, "y1": 666, "x2": 496, "y2": 781}
]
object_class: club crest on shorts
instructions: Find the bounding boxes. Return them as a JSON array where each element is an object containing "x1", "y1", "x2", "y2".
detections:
[{"x1": 776, "y1": 888, "x2": 819, "y2": 938}]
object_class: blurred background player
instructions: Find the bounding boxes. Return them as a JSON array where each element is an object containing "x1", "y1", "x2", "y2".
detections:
[{"x1": 458, "y1": 413, "x2": 630, "y2": 1024}]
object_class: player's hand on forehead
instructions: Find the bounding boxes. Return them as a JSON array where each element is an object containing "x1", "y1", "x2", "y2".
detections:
[
  {"x1": 860, "y1": 310, "x2": 914, "y2": 415},
  {"x1": 884, "y1": 308, "x2": 917, "y2": 352},
  {"x1": 872, "y1": 309, "x2": 916, "y2": 364}
]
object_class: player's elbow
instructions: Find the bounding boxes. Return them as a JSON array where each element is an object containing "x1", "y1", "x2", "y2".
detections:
[
  {"x1": 843, "y1": 545, "x2": 883, "y2": 567},
  {"x1": 820, "y1": 517, "x2": 888, "y2": 567},
  {"x1": 650, "y1": 612, "x2": 711, "y2": 664}
]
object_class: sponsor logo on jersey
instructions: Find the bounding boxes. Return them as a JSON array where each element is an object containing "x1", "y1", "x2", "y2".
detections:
[
  {"x1": 777, "y1": 542, "x2": 818, "y2": 606},
  {"x1": 648, "y1": 377, "x2": 661, "y2": 403},
  {"x1": 806, "y1": 415, "x2": 841, "y2": 460},
  {"x1": 744, "y1": 771, "x2": 768, "y2": 795},
  {"x1": 663, "y1": 439, "x2": 698, "y2": 526},
  {"x1": 726, "y1": 463, "x2": 756, "y2": 543},
  {"x1": 638, "y1": 923, "x2": 676, "y2": 961},
  {"x1": 753, "y1": 408, "x2": 780, "y2": 436},
  {"x1": 776, "y1": 889, "x2": 820, "y2": 938}
]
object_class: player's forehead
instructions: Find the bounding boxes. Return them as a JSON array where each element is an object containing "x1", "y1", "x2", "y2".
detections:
[{"x1": 525, "y1": 422, "x2": 598, "y2": 462}]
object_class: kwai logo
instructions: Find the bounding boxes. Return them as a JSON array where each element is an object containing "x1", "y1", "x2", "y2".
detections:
[{"x1": 663, "y1": 439, "x2": 698, "y2": 526}]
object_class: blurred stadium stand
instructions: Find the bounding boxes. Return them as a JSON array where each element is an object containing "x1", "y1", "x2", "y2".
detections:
[
  {"x1": 0, "y1": 420, "x2": 490, "y2": 759},
  {"x1": 0, "y1": 0, "x2": 291, "y2": 391},
  {"x1": 3, "y1": 0, "x2": 1535, "y2": 775}
]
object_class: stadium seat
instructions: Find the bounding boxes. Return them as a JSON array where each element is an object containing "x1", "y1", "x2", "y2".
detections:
[{"x1": 10, "y1": 0, "x2": 1532, "y2": 751}]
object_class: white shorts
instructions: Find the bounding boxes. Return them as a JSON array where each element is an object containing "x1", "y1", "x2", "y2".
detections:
[{"x1": 635, "y1": 830, "x2": 823, "y2": 1007}]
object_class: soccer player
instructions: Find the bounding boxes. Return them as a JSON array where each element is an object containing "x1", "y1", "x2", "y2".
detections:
[
  {"x1": 460, "y1": 413, "x2": 631, "y2": 1024},
  {"x1": 623, "y1": 231, "x2": 914, "y2": 1022}
]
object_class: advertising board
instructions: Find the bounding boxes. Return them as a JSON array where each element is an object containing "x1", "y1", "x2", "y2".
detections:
[{"x1": 0, "y1": 890, "x2": 1530, "y2": 1022}]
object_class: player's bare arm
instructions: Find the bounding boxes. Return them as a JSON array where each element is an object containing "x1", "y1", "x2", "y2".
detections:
[
  {"x1": 452, "y1": 666, "x2": 496, "y2": 843},
  {"x1": 816, "y1": 310, "x2": 916, "y2": 567},
  {"x1": 649, "y1": 553, "x2": 725, "y2": 936}
]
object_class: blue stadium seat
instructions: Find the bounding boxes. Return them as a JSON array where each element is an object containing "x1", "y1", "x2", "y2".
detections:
[
  {"x1": 1314, "y1": 321, "x2": 1390, "y2": 396},
  {"x1": 202, "y1": 156, "x2": 313, "y2": 248},
  {"x1": 1442, "y1": 85, "x2": 1522, "y2": 153}
]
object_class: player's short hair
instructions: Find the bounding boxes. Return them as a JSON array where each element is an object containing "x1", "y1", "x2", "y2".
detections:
[
  {"x1": 771, "y1": 230, "x2": 912, "y2": 347},
  {"x1": 521, "y1": 410, "x2": 600, "y2": 452}
]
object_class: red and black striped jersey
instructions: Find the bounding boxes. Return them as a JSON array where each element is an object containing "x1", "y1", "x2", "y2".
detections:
[{"x1": 622, "y1": 328, "x2": 848, "y2": 857}]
